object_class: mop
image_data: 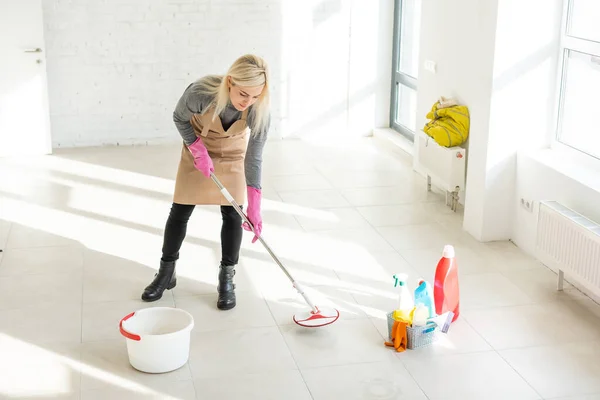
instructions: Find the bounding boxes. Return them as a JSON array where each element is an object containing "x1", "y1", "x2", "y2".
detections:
[{"x1": 210, "y1": 172, "x2": 340, "y2": 327}]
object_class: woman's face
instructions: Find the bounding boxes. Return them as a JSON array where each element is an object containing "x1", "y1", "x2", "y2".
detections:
[{"x1": 228, "y1": 77, "x2": 264, "y2": 112}]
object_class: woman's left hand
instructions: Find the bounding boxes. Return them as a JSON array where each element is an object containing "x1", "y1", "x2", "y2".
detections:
[{"x1": 243, "y1": 186, "x2": 262, "y2": 243}]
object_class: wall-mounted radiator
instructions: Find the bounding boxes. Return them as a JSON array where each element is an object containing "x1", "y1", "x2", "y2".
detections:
[
  {"x1": 535, "y1": 200, "x2": 600, "y2": 300},
  {"x1": 417, "y1": 131, "x2": 467, "y2": 211}
]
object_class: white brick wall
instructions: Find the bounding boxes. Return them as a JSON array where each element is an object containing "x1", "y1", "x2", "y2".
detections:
[{"x1": 42, "y1": 0, "x2": 392, "y2": 147}]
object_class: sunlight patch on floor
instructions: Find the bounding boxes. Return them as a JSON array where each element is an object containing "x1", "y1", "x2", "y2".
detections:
[{"x1": 0, "y1": 334, "x2": 75, "y2": 398}]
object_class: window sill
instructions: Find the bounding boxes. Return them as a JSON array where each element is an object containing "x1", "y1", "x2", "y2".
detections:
[
  {"x1": 372, "y1": 128, "x2": 414, "y2": 156},
  {"x1": 523, "y1": 145, "x2": 600, "y2": 196}
]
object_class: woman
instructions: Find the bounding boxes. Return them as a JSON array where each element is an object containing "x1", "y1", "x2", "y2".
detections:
[{"x1": 141, "y1": 54, "x2": 270, "y2": 310}]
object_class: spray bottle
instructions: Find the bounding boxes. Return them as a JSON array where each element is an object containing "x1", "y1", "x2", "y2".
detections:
[{"x1": 392, "y1": 273, "x2": 414, "y2": 323}]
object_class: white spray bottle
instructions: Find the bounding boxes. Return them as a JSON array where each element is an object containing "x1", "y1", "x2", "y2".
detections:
[{"x1": 392, "y1": 273, "x2": 414, "y2": 322}]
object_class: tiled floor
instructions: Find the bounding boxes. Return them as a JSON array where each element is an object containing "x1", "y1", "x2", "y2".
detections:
[{"x1": 0, "y1": 137, "x2": 599, "y2": 399}]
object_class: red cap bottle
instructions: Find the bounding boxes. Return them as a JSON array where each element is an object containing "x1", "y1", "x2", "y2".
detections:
[{"x1": 434, "y1": 245, "x2": 460, "y2": 322}]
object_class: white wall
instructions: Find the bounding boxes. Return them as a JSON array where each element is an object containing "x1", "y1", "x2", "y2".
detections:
[
  {"x1": 514, "y1": 150, "x2": 600, "y2": 256},
  {"x1": 43, "y1": 0, "x2": 284, "y2": 147},
  {"x1": 42, "y1": 0, "x2": 393, "y2": 148},
  {"x1": 507, "y1": 0, "x2": 600, "y2": 259},
  {"x1": 413, "y1": 0, "x2": 499, "y2": 228},
  {"x1": 414, "y1": 0, "x2": 565, "y2": 243},
  {"x1": 482, "y1": 0, "x2": 563, "y2": 241},
  {"x1": 348, "y1": 0, "x2": 394, "y2": 138}
]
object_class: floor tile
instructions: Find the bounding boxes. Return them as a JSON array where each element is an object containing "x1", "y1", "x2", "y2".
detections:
[
  {"x1": 389, "y1": 318, "x2": 493, "y2": 358},
  {"x1": 264, "y1": 284, "x2": 367, "y2": 325},
  {"x1": 80, "y1": 339, "x2": 192, "y2": 391},
  {"x1": 565, "y1": 295, "x2": 600, "y2": 320},
  {"x1": 309, "y1": 227, "x2": 396, "y2": 253},
  {"x1": 262, "y1": 206, "x2": 305, "y2": 231},
  {"x1": 280, "y1": 319, "x2": 392, "y2": 369},
  {"x1": 262, "y1": 160, "x2": 319, "y2": 176},
  {"x1": 0, "y1": 303, "x2": 82, "y2": 345},
  {"x1": 333, "y1": 250, "x2": 415, "y2": 280},
  {"x1": 83, "y1": 249, "x2": 164, "y2": 303},
  {"x1": 301, "y1": 360, "x2": 428, "y2": 400},
  {"x1": 0, "y1": 338, "x2": 81, "y2": 399},
  {"x1": 80, "y1": 380, "x2": 196, "y2": 400},
  {"x1": 278, "y1": 189, "x2": 351, "y2": 208},
  {"x1": 377, "y1": 223, "x2": 459, "y2": 252},
  {"x1": 420, "y1": 201, "x2": 466, "y2": 228},
  {"x1": 2, "y1": 137, "x2": 599, "y2": 399},
  {"x1": 484, "y1": 240, "x2": 545, "y2": 272},
  {"x1": 255, "y1": 231, "x2": 398, "y2": 279},
  {"x1": 501, "y1": 265, "x2": 588, "y2": 303},
  {"x1": 348, "y1": 278, "x2": 417, "y2": 320},
  {"x1": 267, "y1": 173, "x2": 333, "y2": 191},
  {"x1": 402, "y1": 351, "x2": 541, "y2": 400},
  {"x1": 356, "y1": 204, "x2": 436, "y2": 227},
  {"x1": 313, "y1": 155, "x2": 408, "y2": 175},
  {"x1": 188, "y1": 326, "x2": 297, "y2": 379},
  {"x1": 169, "y1": 246, "x2": 224, "y2": 298},
  {"x1": 318, "y1": 169, "x2": 417, "y2": 189},
  {"x1": 0, "y1": 271, "x2": 83, "y2": 310},
  {"x1": 340, "y1": 186, "x2": 440, "y2": 207},
  {"x1": 175, "y1": 291, "x2": 276, "y2": 332},
  {"x1": 333, "y1": 252, "x2": 421, "y2": 319},
  {"x1": 459, "y1": 272, "x2": 536, "y2": 310},
  {"x1": 5, "y1": 223, "x2": 82, "y2": 249},
  {"x1": 194, "y1": 370, "x2": 312, "y2": 400},
  {"x1": 0, "y1": 219, "x2": 12, "y2": 249},
  {"x1": 294, "y1": 207, "x2": 371, "y2": 231},
  {"x1": 0, "y1": 245, "x2": 84, "y2": 276},
  {"x1": 500, "y1": 341, "x2": 600, "y2": 399},
  {"x1": 240, "y1": 256, "x2": 341, "y2": 297},
  {"x1": 464, "y1": 300, "x2": 600, "y2": 350},
  {"x1": 400, "y1": 245, "x2": 498, "y2": 278}
]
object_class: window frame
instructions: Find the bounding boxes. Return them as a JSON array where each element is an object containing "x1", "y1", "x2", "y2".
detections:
[
  {"x1": 390, "y1": 0, "x2": 420, "y2": 141},
  {"x1": 553, "y1": 0, "x2": 600, "y2": 161}
]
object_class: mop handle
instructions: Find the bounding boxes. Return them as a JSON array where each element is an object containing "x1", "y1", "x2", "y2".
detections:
[{"x1": 210, "y1": 172, "x2": 319, "y2": 313}]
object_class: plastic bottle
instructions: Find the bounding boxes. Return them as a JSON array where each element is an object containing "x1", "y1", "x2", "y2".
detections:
[
  {"x1": 392, "y1": 273, "x2": 414, "y2": 323},
  {"x1": 434, "y1": 245, "x2": 460, "y2": 322},
  {"x1": 411, "y1": 304, "x2": 430, "y2": 326},
  {"x1": 414, "y1": 279, "x2": 435, "y2": 318}
]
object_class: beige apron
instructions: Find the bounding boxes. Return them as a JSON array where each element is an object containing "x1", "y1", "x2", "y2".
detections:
[{"x1": 173, "y1": 106, "x2": 249, "y2": 205}]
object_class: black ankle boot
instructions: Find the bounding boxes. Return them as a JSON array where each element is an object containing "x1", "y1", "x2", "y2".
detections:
[
  {"x1": 142, "y1": 260, "x2": 176, "y2": 302},
  {"x1": 217, "y1": 264, "x2": 236, "y2": 310}
]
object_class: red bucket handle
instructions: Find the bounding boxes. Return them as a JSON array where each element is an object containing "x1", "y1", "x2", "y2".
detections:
[{"x1": 119, "y1": 312, "x2": 141, "y2": 341}]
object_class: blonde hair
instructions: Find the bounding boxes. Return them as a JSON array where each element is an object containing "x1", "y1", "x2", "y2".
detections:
[{"x1": 192, "y1": 54, "x2": 270, "y2": 136}]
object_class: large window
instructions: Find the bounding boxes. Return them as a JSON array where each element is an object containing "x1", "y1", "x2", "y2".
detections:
[
  {"x1": 390, "y1": 0, "x2": 421, "y2": 140},
  {"x1": 556, "y1": 0, "x2": 600, "y2": 160}
]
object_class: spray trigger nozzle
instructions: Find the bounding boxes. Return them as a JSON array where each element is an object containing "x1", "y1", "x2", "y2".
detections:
[{"x1": 393, "y1": 273, "x2": 407, "y2": 287}]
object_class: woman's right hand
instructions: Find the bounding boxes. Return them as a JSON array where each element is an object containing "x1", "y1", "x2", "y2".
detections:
[{"x1": 187, "y1": 137, "x2": 214, "y2": 178}]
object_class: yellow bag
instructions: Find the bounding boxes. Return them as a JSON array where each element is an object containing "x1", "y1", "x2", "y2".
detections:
[{"x1": 423, "y1": 100, "x2": 470, "y2": 147}]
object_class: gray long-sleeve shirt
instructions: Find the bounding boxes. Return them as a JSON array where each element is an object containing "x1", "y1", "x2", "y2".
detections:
[{"x1": 173, "y1": 81, "x2": 268, "y2": 190}]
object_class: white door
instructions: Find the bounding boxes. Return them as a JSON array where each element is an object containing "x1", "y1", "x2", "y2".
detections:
[{"x1": 0, "y1": 0, "x2": 52, "y2": 157}]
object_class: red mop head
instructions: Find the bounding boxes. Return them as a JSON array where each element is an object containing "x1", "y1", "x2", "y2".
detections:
[{"x1": 293, "y1": 307, "x2": 340, "y2": 328}]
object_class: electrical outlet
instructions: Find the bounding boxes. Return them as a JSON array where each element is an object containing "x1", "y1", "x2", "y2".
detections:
[
  {"x1": 425, "y1": 60, "x2": 437, "y2": 73},
  {"x1": 520, "y1": 198, "x2": 533, "y2": 212}
]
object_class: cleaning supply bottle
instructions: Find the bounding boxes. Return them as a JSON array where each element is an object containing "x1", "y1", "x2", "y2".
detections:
[
  {"x1": 434, "y1": 245, "x2": 460, "y2": 322},
  {"x1": 411, "y1": 304, "x2": 430, "y2": 326},
  {"x1": 392, "y1": 273, "x2": 414, "y2": 323},
  {"x1": 414, "y1": 279, "x2": 435, "y2": 318}
]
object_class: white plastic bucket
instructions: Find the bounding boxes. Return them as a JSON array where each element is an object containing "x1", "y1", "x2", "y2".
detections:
[{"x1": 119, "y1": 307, "x2": 194, "y2": 373}]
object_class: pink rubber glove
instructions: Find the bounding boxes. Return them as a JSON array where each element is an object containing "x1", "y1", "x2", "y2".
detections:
[
  {"x1": 187, "y1": 137, "x2": 214, "y2": 178},
  {"x1": 242, "y1": 186, "x2": 262, "y2": 243}
]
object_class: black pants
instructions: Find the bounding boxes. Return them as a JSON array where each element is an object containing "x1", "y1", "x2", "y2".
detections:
[{"x1": 161, "y1": 203, "x2": 243, "y2": 266}]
